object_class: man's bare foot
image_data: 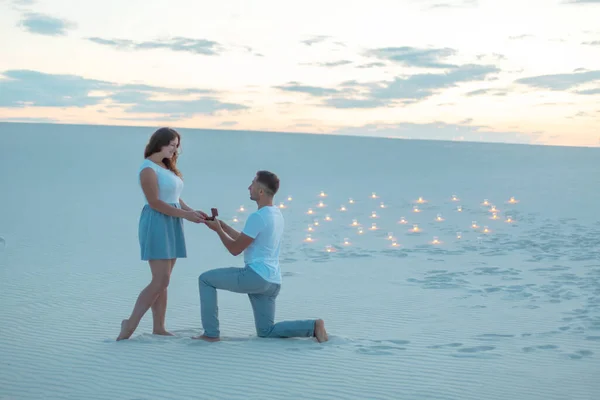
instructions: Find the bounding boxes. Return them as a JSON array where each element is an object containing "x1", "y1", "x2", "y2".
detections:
[
  {"x1": 314, "y1": 319, "x2": 328, "y2": 343},
  {"x1": 152, "y1": 329, "x2": 175, "y2": 336},
  {"x1": 191, "y1": 334, "x2": 220, "y2": 342},
  {"x1": 116, "y1": 319, "x2": 134, "y2": 341}
]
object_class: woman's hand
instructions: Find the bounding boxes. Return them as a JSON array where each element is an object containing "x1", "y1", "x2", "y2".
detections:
[
  {"x1": 183, "y1": 210, "x2": 205, "y2": 223},
  {"x1": 195, "y1": 210, "x2": 209, "y2": 220}
]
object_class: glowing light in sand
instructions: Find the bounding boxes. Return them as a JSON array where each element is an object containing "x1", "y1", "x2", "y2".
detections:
[
  {"x1": 278, "y1": 202, "x2": 286, "y2": 209},
  {"x1": 324, "y1": 214, "x2": 332, "y2": 221},
  {"x1": 370, "y1": 223, "x2": 378, "y2": 230},
  {"x1": 387, "y1": 232, "x2": 394, "y2": 240},
  {"x1": 482, "y1": 226, "x2": 491, "y2": 234},
  {"x1": 306, "y1": 208, "x2": 314, "y2": 215},
  {"x1": 343, "y1": 238, "x2": 351, "y2": 246},
  {"x1": 317, "y1": 201, "x2": 325, "y2": 208},
  {"x1": 371, "y1": 192, "x2": 378, "y2": 199},
  {"x1": 380, "y1": 202, "x2": 386, "y2": 209},
  {"x1": 370, "y1": 211, "x2": 378, "y2": 218},
  {"x1": 411, "y1": 224, "x2": 421, "y2": 233},
  {"x1": 232, "y1": 216, "x2": 239, "y2": 223},
  {"x1": 307, "y1": 224, "x2": 314, "y2": 232},
  {"x1": 436, "y1": 213, "x2": 444, "y2": 222},
  {"x1": 340, "y1": 205, "x2": 347, "y2": 211},
  {"x1": 351, "y1": 218, "x2": 359, "y2": 226},
  {"x1": 319, "y1": 191, "x2": 327, "y2": 197},
  {"x1": 287, "y1": 195, "x2": 293, "y2": 201},
  {"x1": 390, "y1": 240, "x2": 400, "y2": 248},
  {"x1": 489, "y1": 205, "x2": 498, "y2": 213},
  {"x1": 507, "y1": 196, "x2": 519, "y2": 204},
  {"x1": 505, "y1": 215, "x2": 514, "y2": 223},
  {"x1": 481, "y1": 199, "x2": 490, "y2": 206},
  {"x1": 490, "y1": 213, "x2": 499, "y2": 220},
  {"x1": 398, "y1": 216, "x2": 408, "y2": 224},
  {"x1": 325, "y1": 245, "x2": 336, "y2": 253},
  {"x1": 348, "y1": 198, "x2": 355, "y2": 204},
  {"x1": 457, "y1": 205, "x2": 463, "y2": 212},
  {"x1": 456, "y1": 231, "x2": 462, "y2": 239},
  {"x1": 413, "y1": 206, "x2": 421, "y2": 213},
  {"x1": 452, "y1": 194, "x2": 459, "y2": 201},
  {"x1": 304, "y1": 234, "x2": 314, "y2": 243},
  {"x1": 415, "y1": 197, "x2": 426, "y2": 204},
  {"x1": 471, "y1": 221, "x2": 479, "y2": 229},
  {"x1": 238, "y1": 205, "x2": 245, "y2": 212},
  {"x1": 431, "y1": 236, "x2": 441, "y2": 245},
  {"x1": 358, "y1": 227, "x2": 364, "y2": 234},
  {"x1": 313, "y1": 219, "x2": 320, "y2": 226}
]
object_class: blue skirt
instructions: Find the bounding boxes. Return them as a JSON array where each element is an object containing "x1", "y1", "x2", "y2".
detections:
[{"x1": 138, "y1": 203, "x2": 187, "y2": 261}]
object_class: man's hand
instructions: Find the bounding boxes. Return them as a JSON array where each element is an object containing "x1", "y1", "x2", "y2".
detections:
[{"x1": 203, "y1": 218, "x2": 222, "y2": 232}]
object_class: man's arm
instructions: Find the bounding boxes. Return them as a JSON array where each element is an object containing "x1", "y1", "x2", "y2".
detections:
[
  {"x1": 219, "y1": 220, "x2": 240, "y2": 239},
  {"x1": 215, "y1": 225, "x2": 254, "y2": 256}
]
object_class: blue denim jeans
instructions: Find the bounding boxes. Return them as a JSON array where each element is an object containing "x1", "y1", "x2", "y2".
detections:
[{"x1": 198, "y1": 265, "x2": 316, "y2": 339}]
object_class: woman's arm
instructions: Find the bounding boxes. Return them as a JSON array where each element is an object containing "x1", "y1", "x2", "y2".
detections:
[
  {"x1": 140, "y1": 168, "x2": 189, "y2": 218},
  {"x1": 179, "y1": 199, "x2": 193, "y2": 211},
  {"x1": 180, "y1": 198, "x2": 209, "y2": 219}
]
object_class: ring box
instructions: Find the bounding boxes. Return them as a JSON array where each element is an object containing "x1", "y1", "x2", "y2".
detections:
[{"x1": 206, "y1": 208, "x2": 219, "y2": 221}]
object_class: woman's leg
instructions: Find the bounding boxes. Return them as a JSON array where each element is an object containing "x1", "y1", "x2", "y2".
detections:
[
  {"x1": 151, "y1": 259, "x2": 176, "y2": 335},
  {"x1": 116, "y1": 259, "x2": 172, "y2": 341}
]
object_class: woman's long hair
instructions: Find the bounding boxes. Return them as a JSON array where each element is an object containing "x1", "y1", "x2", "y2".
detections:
[{"x1": 144, "y1": 127, "x2": 183, "y2": 178}]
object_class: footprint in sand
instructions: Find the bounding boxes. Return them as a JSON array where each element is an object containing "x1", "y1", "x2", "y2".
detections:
[
  {"x1": 355, "y1": 345, "x2": 406, "y2": 356},
  {"x1": 566, "y1": 350, "x2": 594, "y2": 360},
  {"x1": 353, "y1": 339, "x2": 410, "y2": 356},
  {"x1": 427, "y1": 343, "x2": 463, "y2": 349},
  {"x1": 522, "y1": 344, "x2": 560, "y2": 353},
  {"x1": 474, "y1": 334, "x2": 515, "y2": 341}
]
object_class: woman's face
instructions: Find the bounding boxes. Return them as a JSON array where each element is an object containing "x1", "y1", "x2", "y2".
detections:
[{"x1": 161, "y1": 137, "x2": 179, "y2": 158}]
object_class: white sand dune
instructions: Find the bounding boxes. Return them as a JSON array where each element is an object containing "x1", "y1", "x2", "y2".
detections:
[{"x1": 1, "y1": 122, "x2": 599, "y2": 399}]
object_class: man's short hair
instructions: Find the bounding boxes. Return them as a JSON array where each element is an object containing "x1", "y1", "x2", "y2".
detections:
[{"x1": 256, "y1": 170, "x2": 279, "y2": 195}]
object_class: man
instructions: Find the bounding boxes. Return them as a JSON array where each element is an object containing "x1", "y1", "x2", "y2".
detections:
[{"x1": 192, "y1": 170, "x2": 328, "y2": 343}]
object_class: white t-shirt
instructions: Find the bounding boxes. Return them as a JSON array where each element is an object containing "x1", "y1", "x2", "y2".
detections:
[
  {"x1": 242, "y1": 206, "x2": 284, "y2": 284},
  {"x1": 139, "y1": 159, "x2": 183, "y2": 205}
]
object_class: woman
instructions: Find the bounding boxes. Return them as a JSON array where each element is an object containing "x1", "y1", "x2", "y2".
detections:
[{"x1": 117, "y1": 127, "x2": 206, "y2": 341}]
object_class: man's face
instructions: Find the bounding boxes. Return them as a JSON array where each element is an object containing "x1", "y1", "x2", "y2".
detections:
[{"x1": 248, "y1": 176, "x2": 259, "y2": 200}]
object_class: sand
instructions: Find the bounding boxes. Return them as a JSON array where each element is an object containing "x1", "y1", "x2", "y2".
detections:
[{"x1": 0, "y1": 122, "x2": 599, "y2": 399}]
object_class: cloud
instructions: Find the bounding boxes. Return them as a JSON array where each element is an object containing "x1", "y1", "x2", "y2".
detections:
[
  {"x1": 364, "y1": 46, "x2": 458, "y2": 69},
  {"x1": 514, "y1": 70, "x2": 600, "y2": 91},
  {"x1": 87, "y1": 37, "x2": 224, "y2": 56},
  {"x1": 465, "y1": 88, "x2": 508, "y2": 96},
  {"x1": 509, "y1": 34, "x2": 534, "y2": 40},
  {"x1": 275, "y1": 64, "x2": 500, "y2": 109},
  {"x1": 18, "y1": 12, "x2": 76, "y2": 36},
  {"x1": 0, "y1": 117, "x2": 58, "y2": 123},
  {"x1": 562, "y1": 0, "x2": 600, "y2": 3},
  {"x1": 273, "y1": 82, "x2": 341, "y2": 97},
  {"x1": 302, "y1": 60, "x2": 353, "y2": 68},
  {"x1": 332, "y1": 121, "x2": 540, "y2": 144},
  {"x1": 0, "y1": 69, "x2": 248, "y2": 117},
  {"x1": 427, "y1": 0, "x2": 478, "y2": 9},
  {"x1": 582, "y1": 40, "x2": 600, "y2": 46},
  {"x1": 300, "y1": 35, "x2": 331, "y2": 46},
  {"x1": 575, "y1": 88, "x2": 600, "y2": 95},
  {"x1": 356, "y1": 62, "x2": 387, "y2": 69}
]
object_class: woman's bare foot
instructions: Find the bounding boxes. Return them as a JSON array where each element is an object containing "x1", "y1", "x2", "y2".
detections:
[
  {"x1": 191, "y1": 334, "x2": 220, "y2": 342},
  {"x1": 314, "y1": 319, "x2": 328, "y2": 343},
  {"x1": 153, "y1": 329, "x2": 175, "y2": 336},
  {"x1": 116, "y1": 319, "x2": 134, "y2": 341}
]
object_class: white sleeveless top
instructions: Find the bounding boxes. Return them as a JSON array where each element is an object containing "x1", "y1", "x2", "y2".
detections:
[{"x1": 139, "y1": 159, "x2": 184, "y2": 204}]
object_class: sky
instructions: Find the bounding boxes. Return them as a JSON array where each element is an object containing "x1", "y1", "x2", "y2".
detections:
[{"x1": 1, "y1": 0, "x2": 599, "y2": 147}]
